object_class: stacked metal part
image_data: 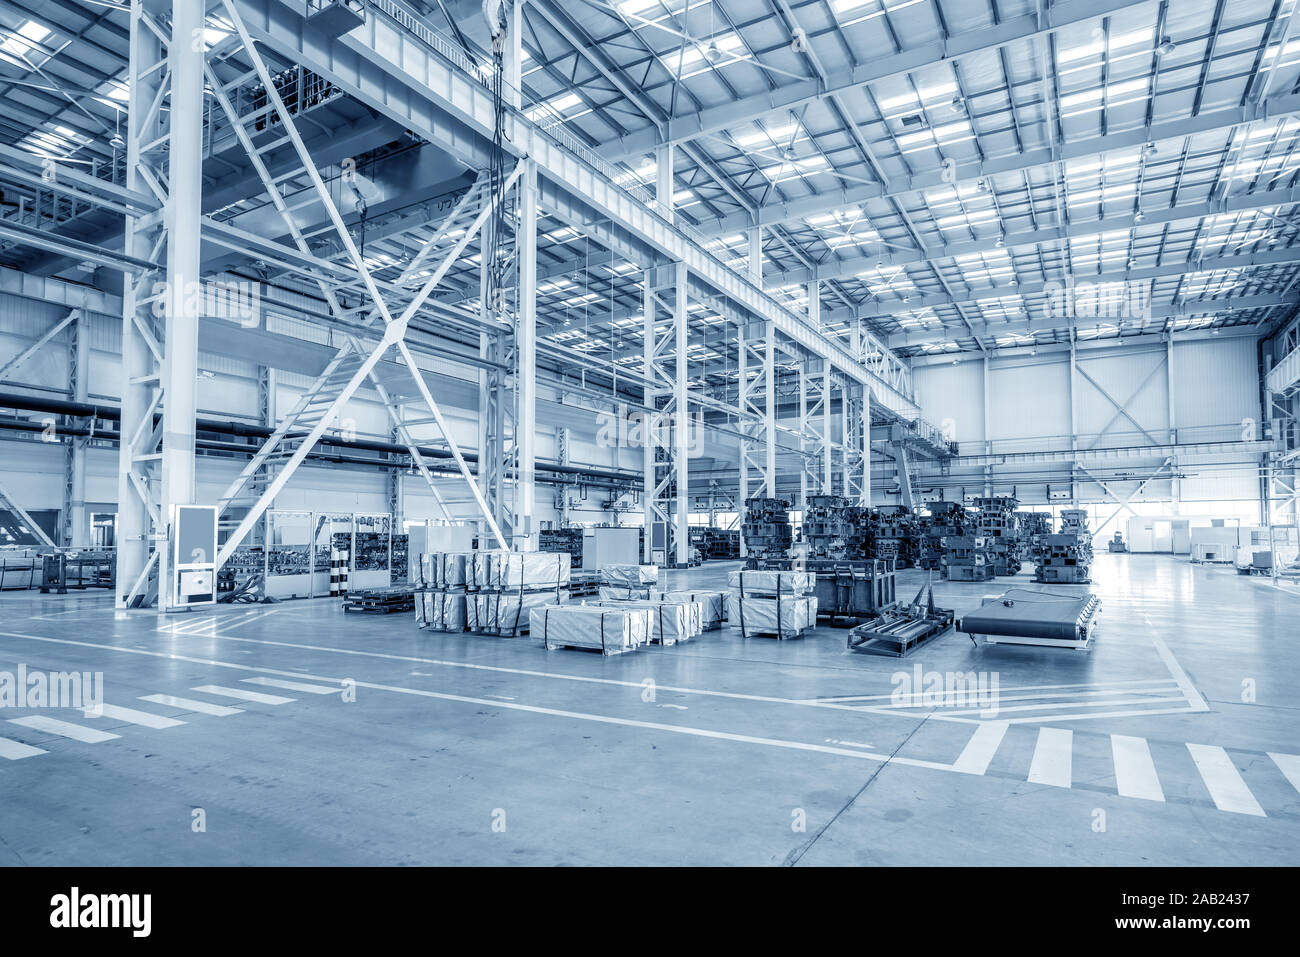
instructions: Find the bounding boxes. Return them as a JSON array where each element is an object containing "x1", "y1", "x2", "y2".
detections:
[
  {"x1": 869, "y1": 506, "x2": 921, "y2": 568},
  {"x1": 1017, "y1": 511, "x2": 1053, "y2": 566},
  {"x1": 1034, "y1": 509, "x2": 1094, "y2": 584},
  {"x1": 803, "y1": 494, "x2": 862, "y2": 559},
  {"x1": 689, "y1": 527, "x2": 740, "y2": 560},
  {"x1": 973, "y1": 496, "x2": 1022, "y2": 576},
  {"x1": 941, "y1": 534, "x2": 994, "y2": 581},
  {"x1": 741, "y1": 497, "x2": 793, "y2": 568},
  {"x1": 918, "y1": 502, "x2": 970, "y2": 570}
]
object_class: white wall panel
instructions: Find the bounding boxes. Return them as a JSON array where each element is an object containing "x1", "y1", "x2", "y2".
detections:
[
  {"x1": 914, "y1": 361, "x2": 984, "y2": 445},
  {"x1": 1075, "y1": 346, "x2": 1169, "y2": 444},
  {"x1": 988, "y1": 356, "x2": 1069, "y2": 442},
  {"x1": 1173, "y1": 337, "x2": 1258, "y2": 432}
]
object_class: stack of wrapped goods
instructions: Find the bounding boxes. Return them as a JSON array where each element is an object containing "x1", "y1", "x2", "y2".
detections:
[
  {"x1": 726, "y1": 569, "x2": 818, "y2": 639},
  {"x1": 415, "y1": 552, "x2": 471, "y2": 632},
  {"x1": 599, "y1": 563, "x2": 658, "y2": 600},
  {"x1": 531, "y1": 604, "x2": 652, "y2": 656},
  {"x1": 594, "y1": 596, "x2": 703, "y2": 645},
  {"x1": 650, "y1": 589, "x2": 727, "y2": 630},
  {"x1": 468, "y1": 551, "x2": 571, "y2": 637}
]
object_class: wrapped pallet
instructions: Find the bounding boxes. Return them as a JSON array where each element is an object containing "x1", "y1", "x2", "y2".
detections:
[
  {"x1": 417, "y1": 552, "x2": 472, "y2": 589},
  {"x1": 725, "y1": 593, "x2": 818, "y2": 640},
  {"x1": 472, "y1": 551, "x2": 570, "y2": 591},
  {"x1": 531, "y1": 604, "x2": 651, "y2": 655},
  {"x1": 652, "y1": 590, "x2": 726, "y2": 629},
  {"x1": 469, "y1": 589, "x2": 571, "y2": 636},
  {"x1": 594, "y1": 599, "x2": 701, "y2": 645},
  {"x1": 419, "y1": 591, "x2": 467, "y2": 632},
  {"x1": 600, "y1": 561, "x2": 660, "y2": 598},
  {"x1": 727, "y1": 569, "x2": 816, "y2": 596}
]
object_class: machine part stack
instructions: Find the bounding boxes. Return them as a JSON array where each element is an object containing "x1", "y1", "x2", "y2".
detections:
[
  {"x1": 919, "y1": 502, "x2": 970, "y2": 570},
  {"x1": 689, "y1": 527, "x2": 740, "y2": 560},
  {"x1": 974, "y1": 496, "x2": 1022, "y2": 576},
  {"x1": 869, "y1": 506, "x2": 921, "y2": 568},
  {"x1": 846, "y1": 578, "x2": 955, "y2": 657},
  {"x1": 726, "y1": 569, "x2": 819, "y2": 639},
  {"x1": 741, "y1": 497, "x2": 793, "y2": 567},
  {"x1": 958, "y1": 589, "x2": 1101, "y2": 650},
  {"x1": 1017, "y1": 512, "x2": 1053, "y2": 566},
  {"x1": 803, "y1": 494, "x2": 869, "y2": 560},
  {"x1": 1034, "y1": 510, "x2": 1094, "y2": 584},
  {"x1": 942, "y1": 535, "x2": 993, "y2": 581}
]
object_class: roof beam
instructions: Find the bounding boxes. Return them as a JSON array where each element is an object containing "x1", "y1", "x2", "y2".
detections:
[
  {"x1": 694, "y1": 92, "x2": 1300, "y2": 235},
  {"x1": 601, "y1": 0, "x2": 1153, "y2": 162}
]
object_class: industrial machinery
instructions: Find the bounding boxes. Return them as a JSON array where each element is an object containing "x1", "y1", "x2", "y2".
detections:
[
  {"x1": 869, "y1": 506, "x2": 921, "y2": 568},
  {"x1": 957, "y1": 589, "x2": 1101, "y2": 650},
  {"x1": 942, "y1": 535, "x2": 993, "y2": 581},
  {"x1": 742, "y1": 497, "x2": 793, "y2": 568},
  {"x1": 1108, "y1": 531, "x2": 1128, "y2": 553},
  {"x1": 919, "y1": 502, "x2": 970, "y2": 570},
  {"x1": 540, "y1": 527, "x2": 584, "y2": 567},
  {"x1": 803, "y1": 494, "x2": 868, "y2": 560},
  {"x1": 1018, "y1": 512, "x2": 1053, "y2": 565},
  {"x1": 808, "y1": 557, "x2": 896, "y2": 623},
  {"x1": 690, "y1": 527, "x2": 740, "y2": 560},
  {"x1": 1035, "y1": 509, "x2": 1093, "y2": 584},
  {"x1": 846, "y1": 579, "x2": 954, "y2": 657},
  {"x1": 973, "y1": 496, "x2": 1021, "y2": 576}
]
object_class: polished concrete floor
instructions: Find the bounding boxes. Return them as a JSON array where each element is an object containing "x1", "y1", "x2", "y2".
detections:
[{"x1": 0, "y1": 553, "x2": 1296, "y2": 866}]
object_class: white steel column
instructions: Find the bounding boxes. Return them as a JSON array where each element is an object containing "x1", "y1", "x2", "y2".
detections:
[
  {"x1": 514, "y1": 159, "x2": 537, "y2": 549},
  {"x1": 503, "y1": 0, "x2": 523, "y2": 109},
  {"x1": 807, "y1": 279, "x2": 819, "y2": 327},
  {"x1": 822, "y1": 366, "x2": 833, "y2": 492},
  {"x1": 737, "y1": 320, "x2": 749, "y2": 558},
  {"x1": 764, "y1": 324, "x2": 776, "y2": 495},
  {"x1": 862, "y1": 385, "x2": 872, "y2": 507},
  {"x1": 656, "y1": 144, "x2": 674, "y2": 223},
  {"x1": 749, "y1": 226, "x2": 763, "y2": 283},
  {"x1": 157, "y1": 0, "x2": 205, "y2": 607},
  {"x1": 673, "y1": 261, "x2": 690, "y2": 565},
  {"x1": 642, "y1": 272, "x2": 655, "y2": 560},
  {"x1": 64, "y1": 311, "x2": 90, "y2": 547}
]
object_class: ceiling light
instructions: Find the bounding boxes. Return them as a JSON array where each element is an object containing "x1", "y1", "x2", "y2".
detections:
[
  {"x1": 977, "y1": 178, "x2": 989, "y2": 192},
  {"x1": 1127, "y1": 257, "x2": 1137, "y2": 268},
  {"x1": 706, "y1": 40, "x2": 721, "y2": 62},
  {"x1": 1133, "y1": 211, "x2": 1145, "y2": 223},
  {"x1": 1156, "y1": 36, "x2": 1176, "y2": 56},
  {"x1": 950, "y1": 96, "x2": 965, "y2": 114},
  {"x1": 1144, "y1": 141, "x2": 1157, "y2": 156},
  {"x1": 110, "y1": 132, "x2": 125, "y2": 150},
  {"x1": 994, "y1": 235, "x2": 1005, "y2": 248}
]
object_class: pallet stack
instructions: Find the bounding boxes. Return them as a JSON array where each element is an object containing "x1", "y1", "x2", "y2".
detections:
[
  {"x1": 650, "y1": 589, "x2": 727, "y2": 631},
  {"x1": 593, "y1": 597, "x2": 704, "y2": 645},
  {"x1": 467, "y1": 551, "x2": 571, "y2": 637},
  {"x1": 726, "y1": 569, "x2": 818, "y2": 639},
  {"x1": 532, "y1": 604, "x2": 652, "y2": 656},
  {"x1": 415, "y1": 551, "x2": 472, "y2": 632},
  {"x1": 599, "y1": 563, "x2": 658, "y2": 600}
]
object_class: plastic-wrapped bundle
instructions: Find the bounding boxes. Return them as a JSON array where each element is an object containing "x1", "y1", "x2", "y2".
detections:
[
  {"x1": 469, "y1": 589, "x2": 571, "y2": 636},
  {"x1": 531, "y1": 604, "x2": 650, "y2": 655},
  {"x1": 725, "y1": 594, "x2": 818, "y2": 639},
  {"x1": 418, "y1": 592, "x2": 467, "y2": 632},
  {"x1": 593, "y1": 599, "x2": 701, "y2": 644},
  {"x1": 598, "y1": 584, "x2": 651, "y2": 601},
  {"x1": 653, "y1": 590, "x2": 726, "y2": 629},
  {"x1": 602, "y1": 563, "x2": 658, "y2": 586},
  {"x1": 727, "y1": 569, "x2": 816, "y2": 596},
  {"x1": 471, "y1": 551, "x2": 570, "y2": 591}
]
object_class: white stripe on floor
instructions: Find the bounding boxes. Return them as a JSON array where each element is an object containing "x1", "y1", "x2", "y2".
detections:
[
  {"x1": 1267, "y1": 751, "x2": 1300, "y2": 795},
  {"x1": 0, "y1": 737, "x2": 45, "y2": 760},
  {"x1": 139, "y1": 694, "x2": 243, "y2": 717},
  {"x1": 85, "y1": 703, "x2": 185, "y2": 730},
  {"x1": 242, "y1": 676, "x2": 339, "y2": 695},
  {"x1": 191, "y1": 685, "x2": 294, "y2": 705},
  {"x1": 1027, "y1": 727, "x2": 1072, "y2": 788},
  {"x1": 7, "y1": 715, "x2": 119, "y2": 743},
  {"x1": 1187, "y1": 744, "x2": 1265, "y2": 817},
  {"x1": 952, "y1": 722, "x2": 1009, "y2": 774},
  {"x1": 1111, "y1": 735, "x2": 1165, "y2": 802}
]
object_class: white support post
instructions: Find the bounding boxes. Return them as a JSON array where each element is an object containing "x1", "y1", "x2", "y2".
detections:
[
  {"x1": 65, "y1": 311, "x2": 89, "y2": 547},
  {"x1": 799, "y1": 364, "x2": 808, "y2": 510},
  {"x1": 764, "y1": 324, "x2": 776, "y2": 496},
  {"x1": 737, "y1": 320, "x2": 749, "y2": 559},
  {"x1": 862, "y1": 385, "x2": 872, "y2": 508},
  {"x1": 514, "y1": 160, "x2": 537, "y2": 549},
  {"x1": 503, "y1": 0, "x2": 523, "y2": 109},
  {"x1": 807, "y1": 279, "x2": 819, "y2": 327},
  {"x1": 674, "y1": 260, "x2": 689, "y2": 566},
  {"x1": 749, "y1": 226, "x2": 763, "y2": 284},
  {"x1": 822, "y1": 366, "x2": 832, "y2": 493},
  {"x1": 157, "y1": 0, "x2": 205, "y2": 609},
  {"x1": 642, "y1": 272, "x2": 655, "y2": 561}
]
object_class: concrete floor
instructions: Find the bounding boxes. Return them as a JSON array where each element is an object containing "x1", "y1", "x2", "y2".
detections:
[{"x1": 0, "y1": 553, "x2": 1296, "y2": 866}]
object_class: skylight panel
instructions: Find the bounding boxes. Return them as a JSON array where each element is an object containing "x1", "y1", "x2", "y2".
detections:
[
  {"x1": 876, "y1": 80, "x2": 958, "y2": 115},
  {"x1": 1057, "y1": 27, "x2": 1152, "y2": 65},
  {"x1": 0, "y1": 19, "x2": 50, "y2": 60}
]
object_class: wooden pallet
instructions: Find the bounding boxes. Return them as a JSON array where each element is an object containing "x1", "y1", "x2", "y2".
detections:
[{"x1": 343, "y1": 591, "x2": 415, "y2": 614}]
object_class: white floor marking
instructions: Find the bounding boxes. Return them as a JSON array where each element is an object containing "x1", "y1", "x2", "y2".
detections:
[
  {"x1": 1144, "y1": 621, "x2": 1210, "y2": 712},
  {"x1": 7, "y1": 715, "x2": 120, "y2": 743},
  {"x1": 1027, "y1": 728, "x2": 1073, "y2": 788},
  {"x1": 1111, "y1": 735, "x2": 1166, "y2": 802},
  {"x1": 0, "y1": 737, "x2": 46, "y2": 760},
  {"x1": 952, "y1": 722, "x2": 1009, "y2": 775},
  {"x1": 1187, "y1": 744, "x2": 1265, "y2": 817},
  {"x1": 1000, "y1": 706, "x2": 1200, "y2": 725},
  {"x1": 191, "y1": 685, "x2": 294, "y2": 705},
  {"x1": 935, "y1": 694, "x2": 1187, "y2": 718},
  {"x1": 810, "y1": 678, "x2": 1179, "y2": 704},
  {"x1": 85, "y1": 703, "x2": 185, "y2": 730},
  {"x1": 139, "y1": 694, "x2": 242, "y2": 717},
  {"x1": 1266, "y1": 752, "x2": 1300, "y2": 795},
  {"x1": 242, "y1": 677, "x2": 340, "y2": 695},
  {"x1": 875, "y1": 685, "x2": 1184, "y2": 709}
]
